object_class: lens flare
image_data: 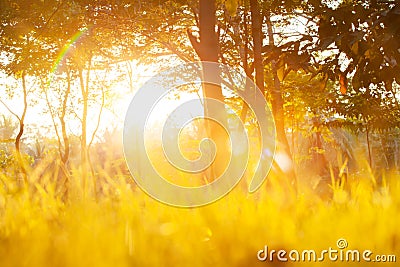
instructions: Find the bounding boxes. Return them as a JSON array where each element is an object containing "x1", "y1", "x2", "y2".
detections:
[{"x1": 123, "y1": 62, "x2": 276, "y2": 207}]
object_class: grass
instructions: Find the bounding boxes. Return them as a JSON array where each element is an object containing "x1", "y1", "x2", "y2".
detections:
[{"x1": 0, "y1": 154, "x2": 399, "y2": 267}]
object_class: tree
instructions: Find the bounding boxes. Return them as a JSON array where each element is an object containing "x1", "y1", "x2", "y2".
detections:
[
  {"x1": 0, "y1": 0, "x2": 65, "y2": 183},
  {"x1": 187, "y1": 0, "x2": 230, "y2": 181},
  {"x1": 309, "y1": 0, "x2": 400, "y2": 168},
  {"x1": 0, "y1": 0, "x2": 138, "y2": 189}
]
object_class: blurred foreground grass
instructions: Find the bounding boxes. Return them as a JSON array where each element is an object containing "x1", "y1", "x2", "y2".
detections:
[{"x1": 0, "y1": 158, "x2": 399, "y2": 267}]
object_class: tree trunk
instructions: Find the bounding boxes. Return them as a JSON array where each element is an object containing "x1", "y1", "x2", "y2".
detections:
[
  {"x1": 230, "y1": 3, "x2": 252, "y2": 122},
  {"x1": 250, "y1": 0, "x2": 264, "y2": 93},
  {"x1": 188, "y1": 0, "x2": 229, "y2": 182},
  {"x1": 265, "y1": 13, "x2": 290, "y2": 152},
  {"x1": 239, "y1": 4, "x2": 251, "y2": 122},
  {"x1": 60, "y1": 69, "x2": 71, "y2": 165},
  {"x1": 366, "y1": 122, "x2": 372, "y2": 168},
  {"x1": 79, "y1": 67, "x2": 89, "y2": 194},
  {"x1": 265, "y1": 11, "x2": 297, "y2": 189},
  {"x1": 15, "y1": 73, "x2": 28, "y2": 184}
]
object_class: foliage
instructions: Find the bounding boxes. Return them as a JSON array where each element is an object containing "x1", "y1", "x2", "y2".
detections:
[
  {"x1": 308, "y1": 0, "x2": 400, "y2": 131},
  {"x1": 316, "y1": 1, "x2": 400, "y2": 90}
]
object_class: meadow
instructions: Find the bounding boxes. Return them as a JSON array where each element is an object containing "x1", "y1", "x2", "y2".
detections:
[{"x1": 0, "y1": 146, "x2": 399, "y2": 267}]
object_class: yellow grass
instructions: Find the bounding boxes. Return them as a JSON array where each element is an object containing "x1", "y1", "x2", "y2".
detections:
[{"x1": 0, "y1": 156, "x2": 399, "y2": 267}]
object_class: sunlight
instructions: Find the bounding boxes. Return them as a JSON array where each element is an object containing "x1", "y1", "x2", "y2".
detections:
[{"x1": 1, "y1": 0, "x2": 400, "y2": 266}]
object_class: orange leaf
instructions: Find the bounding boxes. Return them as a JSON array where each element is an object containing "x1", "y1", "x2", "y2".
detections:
[
  {"x1": 339, "y1": 73, "x2": 347, "y2": 94},
  {"x1": 225, "y1": 0, "x2": 238, "y2": 16}
]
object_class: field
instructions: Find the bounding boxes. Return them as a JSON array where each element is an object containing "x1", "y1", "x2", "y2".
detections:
[{"x1": 0, "y1": 153, "x2": 399, "y2": 267}]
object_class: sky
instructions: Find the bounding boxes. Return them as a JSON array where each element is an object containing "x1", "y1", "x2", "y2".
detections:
[
  {"x1": 0, "y1": 61, "x2": 152, "y2": 144},
  {"x1": 0, "y1": 56, "x2": 207, "y2": 146}
]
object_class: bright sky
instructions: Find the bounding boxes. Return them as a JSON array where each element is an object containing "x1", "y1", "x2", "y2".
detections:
[
  {"x1": 0, "y1": 57, "x2": 206, "y2": 145},
  {"x1": 0, "y1": 62, "x2": 141, "y2": 143}
]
